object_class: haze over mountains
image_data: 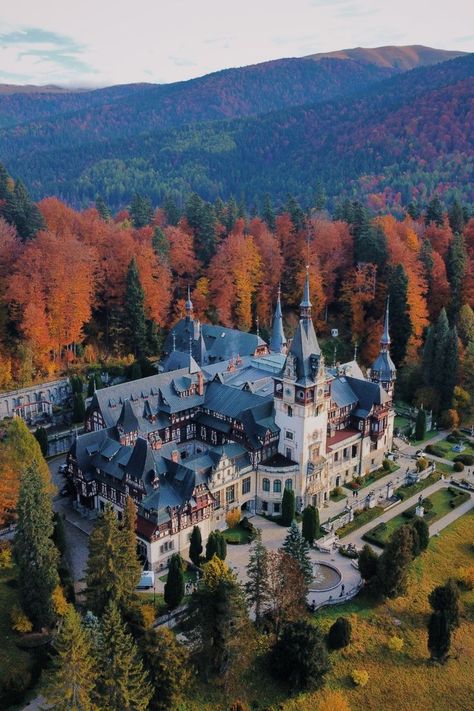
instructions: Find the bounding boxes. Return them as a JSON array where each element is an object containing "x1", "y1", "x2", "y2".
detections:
[{"x1": 0, "y1": 44, "x2": 472, "y2": 210}]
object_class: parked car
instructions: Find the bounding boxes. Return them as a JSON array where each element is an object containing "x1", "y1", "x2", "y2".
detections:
[{"x1": 137, "y1": 570, "x2": 155, "y2": 589}]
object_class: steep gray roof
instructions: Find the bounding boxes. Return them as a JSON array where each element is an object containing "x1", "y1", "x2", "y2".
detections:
[
  {"x1": 117, "y1": 399, "x2": 139, "y2": 433},
  {"x1": 330, "y1": 377, "x2": 358, "y2": 408},
  {"x1": 288, "y1": 317, "x2": 322, "y2": 385},
  {"x1": 270, "y1": 287, "x2": 287, "y2": 353},
  {"x1": 371, "y1": 351, "x2": 396, "y2": 383},
  {"x1": 161, "y1": 350, "x2": 200, "y2": 374},
  {"x1": 204, "y1": 381, "x2": 271, "y2": 420},
  {"x1": 163, "y1": 318, "x2": 266, "y2": 364},
  {"x1": 346, "y1": 376, "x2": 388, "y2": 417}
]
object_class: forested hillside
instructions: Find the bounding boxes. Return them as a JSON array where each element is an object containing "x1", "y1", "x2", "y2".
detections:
[
  {"x1": 0, "y1": 160, "x2": 473, "y2": 426},
  {"x1": 0, "y1": 48, "x2": 471, "y2": 210}
]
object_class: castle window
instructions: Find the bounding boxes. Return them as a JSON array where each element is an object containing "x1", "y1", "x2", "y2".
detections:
[
  {"x1": 285, "y1": 430, "x2": 293, "y2": 440},
  {"x1": 273, "y1": 479, "x2": 282, "y2": 493},
  {"x1": 287, "y1": 405, "x2": 293, "y2": 417},
  {"x1": 242, "y1": 477, "x2": 251, "y2": 495},
  {"x1": 262, "y1": 478, "x2": 270, "y2": 492},
  {"x1": 226, "y1": 485, "x2": 235, "y2": 504},
  {"x1": 284, "y1": 479, "x2": 292, "y2": 491}
]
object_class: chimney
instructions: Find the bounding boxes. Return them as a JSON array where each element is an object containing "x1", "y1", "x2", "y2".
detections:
[{"x1": 197, "y1": 370, "x2": 204, "y2": 396}]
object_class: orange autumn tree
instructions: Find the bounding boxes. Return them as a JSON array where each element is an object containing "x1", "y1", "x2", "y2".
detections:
[
  {"x1": 7, "y1": 230, "x2": 95, "y2": 363},
  {"x1": 207, "y1": 224, "x2": 262, "y2": 331},
  {"x1": 249, "y1": 218, "x2": 283, "y2": 328}
]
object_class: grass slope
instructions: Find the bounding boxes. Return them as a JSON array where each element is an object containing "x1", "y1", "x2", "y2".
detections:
[{"x1": 182, "y1": 510, "x2": 474, "y2": 710}]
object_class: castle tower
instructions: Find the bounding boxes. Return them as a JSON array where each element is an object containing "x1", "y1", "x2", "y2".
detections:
[
  {"x1": 185, "y1": 286, "x2": 193, "y2": 322},
  {"x1": 269, "y1": 284, "x2": 287, "y2": 354},
  {"x1": 370, "y1": 298, "x2": 396, "y2": 398},
  {"x1": 273, "y1": 268, "x2": 329, "y2": 508}
]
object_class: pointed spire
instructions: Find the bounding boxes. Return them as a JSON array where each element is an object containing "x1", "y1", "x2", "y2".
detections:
[
  {"x1": 185, "y1": 285, "x2": 193, "y2": 320},
  {"x1": 270, "y1": 284, "x2": 287, "y2": 353},
  {"x1": 256, "y1": 315, "x2": 260, "y2": 338},
  {"x1": 353, "y1": 342, "x2": 358, "y2": 362},
  {"x1": 189, "y1": 334, "x2": 193, "y2": 357},
  {"x1": 381, "y1": 297, "x2": 390, "y2": 347},
  {"x1": 300, "y1": 266, "x2": 312, "y2": 319}
]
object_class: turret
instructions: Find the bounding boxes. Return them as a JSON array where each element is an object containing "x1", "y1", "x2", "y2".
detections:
[
  {"x1": 185, "y1": 286, "x2": 193, "y2": 321},
  {"x1": 371, "y1": 298, "x2": 396, "y2": 396},
  {"x1": 270, "y1": 284, "x2": 287, "y2": 354}
]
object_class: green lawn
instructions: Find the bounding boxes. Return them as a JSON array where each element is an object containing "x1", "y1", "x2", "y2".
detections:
[
  {"x1": 330, "y1": 489, "x2": 346, "y2": 502},
  {"x1": 428, "y1": 438, "x2": 474, "y2": 462},
  {"x1": 396, "y1": 470, "x2": 442, "y2": 501},
  {"x1": 0, "y1": 566, "x2": 38, "y2": 707},
  {"x1": 343, "y1": 462, "x2": 399, "y2": 492},
  {"x1": 337, "y1": 506, "x2": 384, "y2": 538},
  {"x1": 363, "y1": 487, "x2": 470, "y2": 547}
]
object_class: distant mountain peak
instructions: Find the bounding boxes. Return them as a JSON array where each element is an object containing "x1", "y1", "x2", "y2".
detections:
[{"x1": 305, "y1": 44, "x2": 467, "y2": 70}]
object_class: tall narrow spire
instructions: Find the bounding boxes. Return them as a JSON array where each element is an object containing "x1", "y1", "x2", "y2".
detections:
[
  {"x1": 185, "y1": 285, "x2": 193, "y2": 321},
  {"x1": 381, "y1": 297, "x2": 390, "y2": 349},
  {"x1": 270, "y1": 284, "x2": 287, "y2": 353},
  {"x1": 300, "y1": 266, "x2": 312, "y2": 320}
]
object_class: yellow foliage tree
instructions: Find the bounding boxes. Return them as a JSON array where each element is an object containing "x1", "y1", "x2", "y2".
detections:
[
  {"x1": 202, "y1": 554, "x2": 236, "y2": 591},
  {"x1": 226, "y1": 508, "x2": 241, "y2": 529},
  {"x1": 140, "y1": 603, "x2": 156, "y2": 628},
  {"x1": 387, "y1": 635, "x2": 404, "y2": 652},
  {"x1": 11, "y1": 604, "x2": 33, "y2": 633},
  {"x1": 352, "y1": 669, "x2": 369, "y2": 687},
  {"x1": 318, "y1": 690, "x2": 352, "y2": 711},
  {"x1": 52, "y1": 586, "x2": 69, "y2": 618}
]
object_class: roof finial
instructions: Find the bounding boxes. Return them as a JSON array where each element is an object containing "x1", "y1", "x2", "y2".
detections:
[
  {"x1": 172, "y1": 331, "x2": 176, "y2": 352},
  {"x1": 381, "y1": 297, "x2": 390, "y2": 348},
  {"x1": 300, "y1": 265, "x2": 312, "y2": 319},
  {"x1": 256, "y1": 315, "x2": 260, "y2": 338},
  {"x1": 189, "y1": 334, "x2": 193, "y2": 357},
  {"x1": 185, "y1": 285, "x2": 193, "y2": 320},
  {"x1": 270, "y1": 283, "x2": 287, "y2": 353},
  {"x1": 354, "y1": 342, "x2": 358, "y2": 362}
]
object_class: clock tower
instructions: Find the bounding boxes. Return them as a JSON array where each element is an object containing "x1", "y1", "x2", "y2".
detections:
[{"x1": 273, "y1": 269, "x2": 329, "y2": 509}]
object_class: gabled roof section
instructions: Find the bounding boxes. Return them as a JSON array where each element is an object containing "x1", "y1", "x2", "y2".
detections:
[
  {"x1": 117, "y1": 399, "x2": 139, "y2": 433},
  {"x1": 288, "y1": 317, "x2": 321, "y2": 384},
  {"x1": 346, "y1": 376, "x2": 388, "y2": 417}
]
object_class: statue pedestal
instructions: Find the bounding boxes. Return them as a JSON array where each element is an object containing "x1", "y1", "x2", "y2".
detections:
[{"x1": 415, "y1": 505, "x2": 424, "y2": 518}]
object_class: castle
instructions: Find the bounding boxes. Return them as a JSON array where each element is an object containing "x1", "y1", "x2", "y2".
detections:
[{"x1": 67, "y1": 272, "x2": 395, "y2": 570}]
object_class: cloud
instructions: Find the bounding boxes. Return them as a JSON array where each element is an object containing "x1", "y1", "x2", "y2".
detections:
[
  {"x1": 0, "y1": 26, "x2": 96, "y2": 77},
  {"x1": 169, "y1": 56, "x2": 197, "y2": 67}
]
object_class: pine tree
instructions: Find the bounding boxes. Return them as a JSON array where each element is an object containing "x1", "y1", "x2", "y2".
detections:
[
  {"x1": 377, "y1": 524, "x2": 414, "y2": 598},
  {"x1": 286, "y1": 195, "x2": 305, "y2": 232},
  {"x1": 314, "y1": 179, "x2": 327, "y2": 212},
  {"x1": 448, "y1": 197, "x2": 465, "y2": 235},
  {"x1": 72, "y1": 392, "x2": 86, "y2": 423},
  {"x1": 282, "y1": 521, "x2": 313, "y2": 586},
  {"x1": 412, "y1": 517, "x2": 429, "y2": 554},
  {"x1": 130, "y1": 192, "x2": 153, "y2": 228},
  {"x1": 415, "y1": 408, "x2": 427, "y2": 441},
  {"x1": 164, "y1": 554, "x2": 185, "y2": 609},
  {"x1": 357, "y1": 544, "x2": 378, "y2": 582},
  {"x1": 446, "y1": 233, "x2": 466, "y2": 322},
  {"x1": 163, "y1": 193, "x2": 180, "y2": 226},
  {"x1": 281, "y1": 487, "x2": 295, "y2": 526},
  {"x1": 458, "y1": 304, "x2": 474, "y2": 346},
  {"x1": 388, "y1": 264, "x2": 412, "y2": 366},
  {"x1": 97, "y1": 601, "x2": 152, "y2": 711},
  {"x1": 87, "y1": 375, "x2": 96, "y2": 398},
  {"x1": 124, "y1": 257, "x2": 148, "y2": 358},
  {"x1": 141, "y1": 627, "x2": 192, "y2": 711},
  {"x1": 327, "y1": 616, "x2": 352, "y2": 650},
  {"x1": 151, "y1": 226, "x2": 170, "y2": 263},
  {"x1": 0, "y1": 161, "x2": 9, "y2": 200},
  {"x1": 34, "y1": 426, "x2": 48, "y2": 457},
  {"x1": 302, "y1": 505, "x2": 319, "y2": 546},
  {"x1": 262, "y1": 193, "x2": 275, "y2": 231},
  {"x1": 428, "y1": 609, "x2": 451, "y2": 662},
  {"x1": 224, "y1": 196, "x2": 239, "y2": 234},
  {"x1": 245, "y1": 529, "x2": 269, "y2": 624},
  {"x1": 185, "y1": 193, "x2": 217, "y2": 264},
  {"x1": 429, "y1": 579, "x2": 460, "y2": 631},
  {"x1": 85, "y1": 505, "x2": 123, "y2": 616},
  {"x1": 2, "y1": 179, "x2": 44, "y2": 241},
  {"x1": 186, "y1": 558, "x2": 250, "y2": 678},
  {"x1": 425, "y1": 196, "x2": 444, "y2": 226},
  {"x1": 118, "y1": 497, "x2": 142, "y2": 607},
  {"x1": 441, "y1": 326, "x2": 459, "y2": 411},
  {"x1": 95, "y1": 195, "x2": 111, "y2": 221},
  {"x1": 270, "y1": 620, "x2": 330, "y2": 690},
  {"x1": 43, "y1": 605, "x2": 97, "y2": 711},
  {"x1": 189, "y1": 525, "x2": 203, "y2": 566},
  {"x1": 14, "y1": 461, "x2": 59, "y2": 628},
  {"x1": 206, "y1": 530, "x2": 227, "y2": 561}
]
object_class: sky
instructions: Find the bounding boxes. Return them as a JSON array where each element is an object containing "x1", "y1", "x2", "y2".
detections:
[{"x1": 1, "y1": 0, "x2": 473, "y2": 87}]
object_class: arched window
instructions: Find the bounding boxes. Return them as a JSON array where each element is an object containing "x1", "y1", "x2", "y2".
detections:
[
  {"x1": 262, "y1": 478, "x2": 270, "y2": 492},
  {"x1": 273, "y1": 479, "x2": 282, "y2": 493},
  {"x1": 285, "y1": 479, "x2": 292, "y2": 491}
]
